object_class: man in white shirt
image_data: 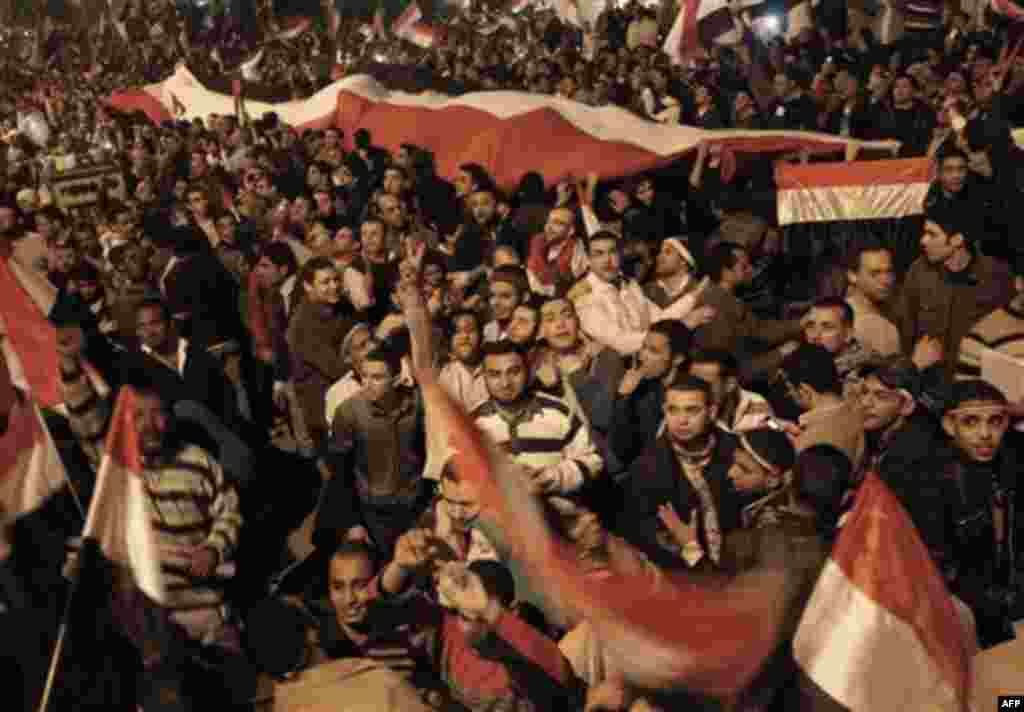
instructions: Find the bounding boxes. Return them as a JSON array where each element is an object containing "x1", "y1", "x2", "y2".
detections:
[{"x1": 570, "y1": 231, "x2": 714, "y2": 356}]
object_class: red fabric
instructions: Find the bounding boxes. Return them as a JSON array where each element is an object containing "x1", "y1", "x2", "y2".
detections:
[
  {"x1": 246, "y1": 271, "x2": 273, "y2": 358},
  {"x1": 526, "y1": 233, "x2": 573, "y2": 290},
  {"x1": 830, "y1": 473, "x2": 973, "y2": 710},
  {"x1": 420, "y1": 377, "x2": 786, "y2": 697},
  {"x1": 0, "y1": 255, "x2": 60, "y2": 408},
  {"x1": 681, "y1": 0, "x2": 702, "y2": 58},
  {"x1": 0, "y1": 394, "x2": 41, "y2": 488}
]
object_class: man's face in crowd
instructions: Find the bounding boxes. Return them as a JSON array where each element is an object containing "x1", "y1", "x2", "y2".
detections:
[
  {"x1": 305, "y1": 267, "x2": 342, "y2": 305},
  {"x1": 689, "y1": 361, "x2": 732, "y2": 409},
  {"x1": 540, "y1": 298, "x2": 579, "y2": 351},
  {"x1": 377, "y1": 194, "x2": 406, "y2": 230},
  {"x1": 0, "y1": 207, "x2": 17, "y2": 234},
  {"x1": 803, "y1": 306, "x2": 851, "y2": 354},
  {"x1": 507, "y1": 305, "x2": 539, "y2": 345},
  {"x1": 469, "y1": 191, "x2": 497, "y2": 226},
  {"x1": 773, "y1": 74, "x2": 794, "y2": 99},
  {"x1": 361, "y1": 222, "x2": 386, "y2": 258},
  {"x1": 920, "y1": 220, "x2": 961, "y2": 265},
  {"x1": 361, "y1": 358, "x2": 395, "y2": 404},
  {"x1": 939, "y1": 156, "x2": 968, "y2": 195},
  {"x1": 639, "y1": 331, "x2": 675, "y2": 380},
  {"x1": 859, "y1": 375, "x2": 911, "y2": 433},
  {"x1": 664, "y1": 388, "x2": 715, "y2": 447},
  {"x1": 608, "y1": 189, "x2": 630, "y2": 215},
  {"x1": 254, "y1": 256, "x2": 289, "y2": 289},
  {"x1": 451, "y1": 314, "x2": 481, "y2": 363},
  {"x1": 655, "y1": 241, "x2": 688, "y2": 279},
  {"x1": 635, "y1": 179, "x2": 655, "y2": 206},
  {"x1": 727, "y1": 247, "x2": 754, "y2": 285},
  {"x1": 137, "y1": 305, "x2": 174, "y2": 353},
  {"x1": 290, "y1": 197, "x2": 312, "y2": 225},
  {"x1": 439, "y1": 475, "x2": 481, "y2": 533},
  {"x1": 188, "y1": 191, "x2": 209, "y2": 219},
  {"x1": 588, "y1": 238, "x2": 621, "y2": 283},
  {"x1": 135, "y1": 390, "x2": 170, "y2": 459},
  {"x1": 382, "y1": 169, "x2": 405, "y2": 196},
  {"x1": 455, "y1": 170, "x2": 477, "y2": 198},
  {"x1": 544, "y1": 208, "x2": 574, "y2": 245},
  {"x1": 489, "y1": 281, "x2": 520, "y2": 322},
  {"x1": 190, "y1": 151, "x2": 207, "y2": 178},
  {"x1": 848, "y1": 249, "x2": 895, "y2": 303},
  {"x1": 892, "y1": 76, "x2": 914, "y2": 106},
  {"x1": 329, "y1": 552, "x2": 374, "y2": 627},
  {"x1": 50, "y1": 245, "x2": 77, "y2": 274},
  {"x1": 943, "y1": 400, "x2": 1009, "y2": 463},
  {"x1": 483, "y1": 351, "x2": 529, "y2": 405}
]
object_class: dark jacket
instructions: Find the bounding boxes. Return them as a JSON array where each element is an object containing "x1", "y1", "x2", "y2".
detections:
[
  {"x1": 897, "y1": 253, "x2": 1014, "y2": 379},
  {"x1": 286, "y1": 301, "x2": 355, "y2": 443},
  {"x1": 616, "y1": 431, "x2": 742, "y2": 572}
]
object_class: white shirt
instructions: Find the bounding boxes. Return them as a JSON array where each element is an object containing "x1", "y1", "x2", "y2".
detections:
[{"x1": 574, "y1": 272, "x2": 703, "y2": 355}]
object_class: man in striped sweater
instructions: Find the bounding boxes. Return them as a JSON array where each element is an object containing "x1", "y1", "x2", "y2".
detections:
[
  {"x1": 58, "y1": 332, "x2": 243, "y2": 648},
  {"x1": 473, "y1": 341, "x2": 603, "y2": 496}
]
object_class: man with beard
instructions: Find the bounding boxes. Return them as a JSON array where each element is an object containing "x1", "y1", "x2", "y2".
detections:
[
  {"x1": 616, "y1": 375, "x2": 742, "y2": 573},
  {"x1": 644, "y1": 237, "x2": 699, "y2": 309},
  {"x1": 474, "y1": 341, "x2": 603, "y2": 497}
]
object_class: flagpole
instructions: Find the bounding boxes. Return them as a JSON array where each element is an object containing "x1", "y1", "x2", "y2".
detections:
[{"x1": 35, "y1": 538, "x2": 92, "y2": 712}]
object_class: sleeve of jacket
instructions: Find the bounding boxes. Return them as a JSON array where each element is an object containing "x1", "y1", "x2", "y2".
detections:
[
  {"x1": 289, "y1": 312, "x2": 349, "y2": 382},
  {"x1": 60, "y1": 364, "x2": 112, "y2": 467},
  {"x1": 201, "y1": 453, "x2": 243, "y2": 562},
  {"x1": 896, "y1": 267, "x2": 921, "y2": 355}
]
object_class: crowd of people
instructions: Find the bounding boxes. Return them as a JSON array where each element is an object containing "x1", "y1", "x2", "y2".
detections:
[{"x1": 1, "y1": 0, "x2": 1024, "y2": 710}]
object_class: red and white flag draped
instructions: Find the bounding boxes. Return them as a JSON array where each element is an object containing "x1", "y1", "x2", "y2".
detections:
[
  {"x1": 793, "y1": 472, "x2": 974, "y2": 711},
  {"x1": 108, "y1": 65, "x2": 900, "y2": 193},
  {"x1": 664, "y1": 0, "x2": 762, "y2": 64},
  {"x1": 0, "y1": 242, "x2": 60, "y2": 409},
  {"x1": 418, "y1": 376, "x2": 786, "y2": 695},
  {"x1": 0, "y1": 345, "x2": 67, "y2": 520},
  {"x1": 81, "y1": 386, "x2": 166, "y2": 603},
  {"x1": 774, "y1": 158, "x2": 933, "y2": 225}
]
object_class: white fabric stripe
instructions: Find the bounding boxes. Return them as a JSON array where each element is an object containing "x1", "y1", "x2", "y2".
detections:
[
  {"x1": 145, "y1": 65, "x2": 903, "y2": 157},
  {"x1": 793, "y1": 559, "x2": 962, "y2": 712},
  {"x1": 777, "y1": 182, "x2": 930, "y2": 225}
]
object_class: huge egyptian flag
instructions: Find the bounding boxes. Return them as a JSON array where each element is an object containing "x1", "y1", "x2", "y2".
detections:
[
  {"x1": 81, "y1": 386, "x2": 165, "y2": 603},
  {"x1": 775, "y1": 158, "x2": 933, "y2": 226},
  {"x1": 418, "y1": 372, "x2": 789, "y2": 695},
  {"x1": 108, "y1": 64, "x2": 900, "y2": 193},
  {"x1": 793, "y1": 472, "x2": 974, "y2": 711}
]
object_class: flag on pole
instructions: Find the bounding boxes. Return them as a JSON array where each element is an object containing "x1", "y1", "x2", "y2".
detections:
[
  {"x1": 793, "y1": 472, "x2": 973, "y2": 711},
  {"x1": 664, "y1": 0, "x2": 762, "y2": 64},
  {"x1": 418, "y1": 375, "x2": 788, "y2": 695},
  {"x1": 81, "y1": 387, "x2": 166, "y2": 603}
]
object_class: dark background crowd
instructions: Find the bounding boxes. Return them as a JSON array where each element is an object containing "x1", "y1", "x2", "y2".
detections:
[{"x1": 0, "y1": 0, "x2": 1023, "y2": 710}]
